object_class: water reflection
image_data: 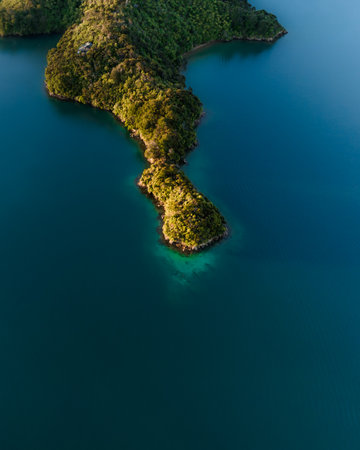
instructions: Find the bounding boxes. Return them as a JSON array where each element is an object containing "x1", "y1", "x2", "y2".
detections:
[{"x1": 185, "y1": 40, "x2": 276, "y2": 66}]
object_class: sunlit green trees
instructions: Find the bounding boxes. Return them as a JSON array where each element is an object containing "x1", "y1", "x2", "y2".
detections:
[{"x1": 2, "y1": 0, "x2": 285, "y2": 251}]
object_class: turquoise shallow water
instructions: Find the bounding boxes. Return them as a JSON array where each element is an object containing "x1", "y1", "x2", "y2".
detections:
[{"x1": 1, "y1": 0, "x2": 360, "y2": 448}]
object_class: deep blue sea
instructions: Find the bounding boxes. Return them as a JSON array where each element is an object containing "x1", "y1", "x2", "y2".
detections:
[{"x1": 1, "y1": 0, "x2": 360, "y2": 448}]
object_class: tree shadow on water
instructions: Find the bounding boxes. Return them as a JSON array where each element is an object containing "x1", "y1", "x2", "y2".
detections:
[
  {"x1": 187, "y1": 39, "x2": 277, "y2": 65},
  {"x1": 47, "y1": 95, "x2": 146, "y2": 164},
  {"x1": 0, "y1": 35, "x2": 59, "y2": 55}
]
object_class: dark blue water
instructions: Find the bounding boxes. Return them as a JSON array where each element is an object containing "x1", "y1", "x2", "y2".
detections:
[{"x1": 1, "y1": 0, "x2": 360, "y2": 448}]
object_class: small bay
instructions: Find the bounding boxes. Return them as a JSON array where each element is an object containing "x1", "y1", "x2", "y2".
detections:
[{"x1": 1, "y1": 0, "x2": 360, "y2": 448}]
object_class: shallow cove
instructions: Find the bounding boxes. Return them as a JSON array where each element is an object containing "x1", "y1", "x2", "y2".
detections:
[{"x1": 2, "y1": 0, "x2": 360, "y2": 448}]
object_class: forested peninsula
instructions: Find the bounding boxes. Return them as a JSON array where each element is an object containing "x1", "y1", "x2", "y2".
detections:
[{"x1": 0, "y1": 0, "x2": 286, "y2": 253}]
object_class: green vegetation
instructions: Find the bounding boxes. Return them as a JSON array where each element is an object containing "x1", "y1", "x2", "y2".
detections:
[
  {"x1": 139, "y1": 164, "x2": 227, "y2": 251},
  {"x1": 0, "y1": 0, "x2": 81, "y2": 36},
  {"x1": 0, "y1": 0, "x2": 286, "y2": 252}
]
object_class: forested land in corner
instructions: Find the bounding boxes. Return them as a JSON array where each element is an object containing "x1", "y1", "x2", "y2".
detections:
[{"x1": 0, "y1": 0, "x2": 81, "y2": 35}]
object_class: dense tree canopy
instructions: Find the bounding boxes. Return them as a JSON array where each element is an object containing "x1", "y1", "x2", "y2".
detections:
[{"x1": 0, "y1": 0, "x2": 81, "y2": 35}]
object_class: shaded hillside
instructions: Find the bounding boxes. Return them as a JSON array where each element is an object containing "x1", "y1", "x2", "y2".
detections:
[{"x1": 0, "y1": 0, "x2": 81, "y2": 36}]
